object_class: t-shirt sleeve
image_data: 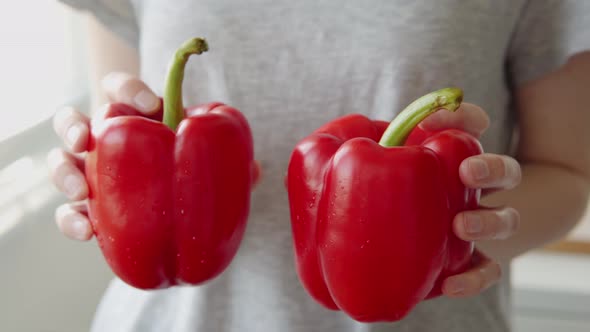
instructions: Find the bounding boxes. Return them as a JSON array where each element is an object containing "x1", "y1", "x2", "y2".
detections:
[
  {"x1": 508, "y1": 0, "x2": 590, "y2": 86},
  {"x1": 58, "y1": 0, "x2": 139, "y2": 47}
]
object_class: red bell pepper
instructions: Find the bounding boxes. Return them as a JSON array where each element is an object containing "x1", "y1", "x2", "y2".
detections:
[
  {"x1": 85, "y1": 38, "x2": 255, "y2": 289},
  {"x1": 287, "y1": 88, "x2": 483, "y2": 322}
]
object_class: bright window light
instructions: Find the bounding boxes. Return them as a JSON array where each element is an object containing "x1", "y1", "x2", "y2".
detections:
[{"x1": 0, "y1": 1, "x2": 87, "y2": 141}]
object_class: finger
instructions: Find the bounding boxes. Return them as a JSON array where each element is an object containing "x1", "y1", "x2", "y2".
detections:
[
  {"x1": 53, "y1": 107, "x2": 90, "y2": 153},
  {"x1": 454, "y1": 207, "x2": 520, "y2": 241},
  {"x1": 47, "y1": 148, "x2": 88, "y2": 200},
  {"x1": 442, "y1": 251, "x2": 501, "y2": 298},
  {"x1": 459, "y1": 153, "x2": 522, "y2": 190},
  {"x1": 55, "y1": 202, "x2": 93, "y2": 241},
  {"x1": 252, "y1": 160, "x2": 262, "y2": 189},
  {"x1": 419, "y1": 103, "x2": 490, "y2": 138},
  {"x1": 101, "y1": 72, "x2": 160, "y2": 114}
]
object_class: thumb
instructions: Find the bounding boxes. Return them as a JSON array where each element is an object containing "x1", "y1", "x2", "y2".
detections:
[
  {"x1": 419, "y1": 102, "x2": 490, "y2": 138},
  {"x1": 101, "y1": 72, "x2": 161, "y2": 114}
]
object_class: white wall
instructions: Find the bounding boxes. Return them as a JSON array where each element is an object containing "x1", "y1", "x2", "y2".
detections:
[
  {"x1": 512, "y1": 252, "x2": 590, "y2": 332},
  {"x1": 0, "y1": 191, "x2": 112, "y2": 332},
  {"x1": 0, "y1": 118, "x2": 113, "y2": 332}
]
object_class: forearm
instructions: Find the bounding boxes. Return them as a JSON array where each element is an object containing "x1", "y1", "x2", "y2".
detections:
[
  {"x1": 85, "y1": 16, "x2": 139, "y2": 108},
  {"x1": 478, "y1": 162, "x2": 590, "y2": 263}
]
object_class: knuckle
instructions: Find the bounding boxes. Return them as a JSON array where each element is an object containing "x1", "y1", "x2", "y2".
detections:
[
  {"x1": 57, "y1": 157, "x2": 75, "y2": 175},
  {"x1": 53, "y1": 107, "x2": 77, "y2": 137},
  {"x1": 47, "y1": 149, "x2": 68, "y2": 172},
  {"x1": 47, "y1": 148, "x2": 61, "y2": 167},
  {"x1": 102, "y1": 72, "x2": 135, "y2": 96},
  {"x1": 119, "y1": 77, "x2": 144, "y2": 99},
  {"x1": 118, "y1": 75, "x2": 137, "y2": 93},
  {"x1": 55, "y1": 204, "x2": 71, "y2": 224}
]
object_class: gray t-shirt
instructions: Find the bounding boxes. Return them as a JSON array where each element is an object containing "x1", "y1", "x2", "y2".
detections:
[{"x1": 60, "y1": 1, "x2": 590, "y2": 331}]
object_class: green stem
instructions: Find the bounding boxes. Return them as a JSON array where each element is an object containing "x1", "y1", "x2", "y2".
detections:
[
  {"x1": 378, "y1": 87, "x2": 464, "y2": 147},
  {"x1": 163, "y1": 38, "x2": 209, "y2": 130}
]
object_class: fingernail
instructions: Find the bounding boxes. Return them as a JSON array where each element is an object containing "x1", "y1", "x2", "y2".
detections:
[
  {"x1": 63, "y1": 174, "x2": 81, "y2": 198},
  {"x1": 495, "y1": 208, "x2": 519, "y2": 239},
  {"x1": 504, "y1": 157, "x2": 522, "y2": 189},
  {"x1": 66, "y1": 124, "x2": 82, "y2": 147},
  {"x1": 69, "y1": 215, "x2": 89, "y2": 240},
  {"x1": 134, "y1": 90, "x2": 159, "y2": 112},
  {"x1": 469, "y1": 158, "x2": 489, "y2": 180},
  {"x1": 465, "y1": 214, "x2": 483, "y2": 234},
  {"x1": 447, "y1": 279, "x2": 466, "y2": 295}
]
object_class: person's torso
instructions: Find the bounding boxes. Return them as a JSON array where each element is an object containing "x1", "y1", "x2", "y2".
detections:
[{"x1": 92, "y1": 1, "x2": 521, "y2": 331}]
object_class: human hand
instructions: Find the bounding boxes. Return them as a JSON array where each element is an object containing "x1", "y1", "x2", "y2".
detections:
[
  {"x1": 47, "y1": 73, "x2": 164, "y2": 240},
  {"x1": 420, "y1": 103, "x2": 522, "y2": 298},
  {"x1": 48, "y1": 72, "x2": 262, "y2": 241}
]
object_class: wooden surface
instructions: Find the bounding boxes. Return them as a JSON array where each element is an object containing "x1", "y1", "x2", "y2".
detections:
[{"x1": 544, "y1": 240, "x2": 590, "y2": 255}]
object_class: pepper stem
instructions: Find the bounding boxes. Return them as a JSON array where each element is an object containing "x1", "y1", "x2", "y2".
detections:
[
  {"x1": 378, "y1": 88, "x2": 464, "y2": 147},
  {"x1": 163, "y1": 38, "x2": 209, "y2": 130}
]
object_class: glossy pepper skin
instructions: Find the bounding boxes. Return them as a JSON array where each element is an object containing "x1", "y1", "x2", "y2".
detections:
[
  {"x1": 85, "y1": 38, "x2": 255, "y2": 289},
  {"x1": 287, "y1": 88, "x2": 483, "y2": 322}
]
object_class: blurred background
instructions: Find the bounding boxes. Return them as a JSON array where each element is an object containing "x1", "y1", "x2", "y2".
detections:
[
  {"x1": 0, "y1": 2, "x2": 589, "y2": 332},
  {"x1": 0, "y1": 2, "x2": 113, "y2": 332}
]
